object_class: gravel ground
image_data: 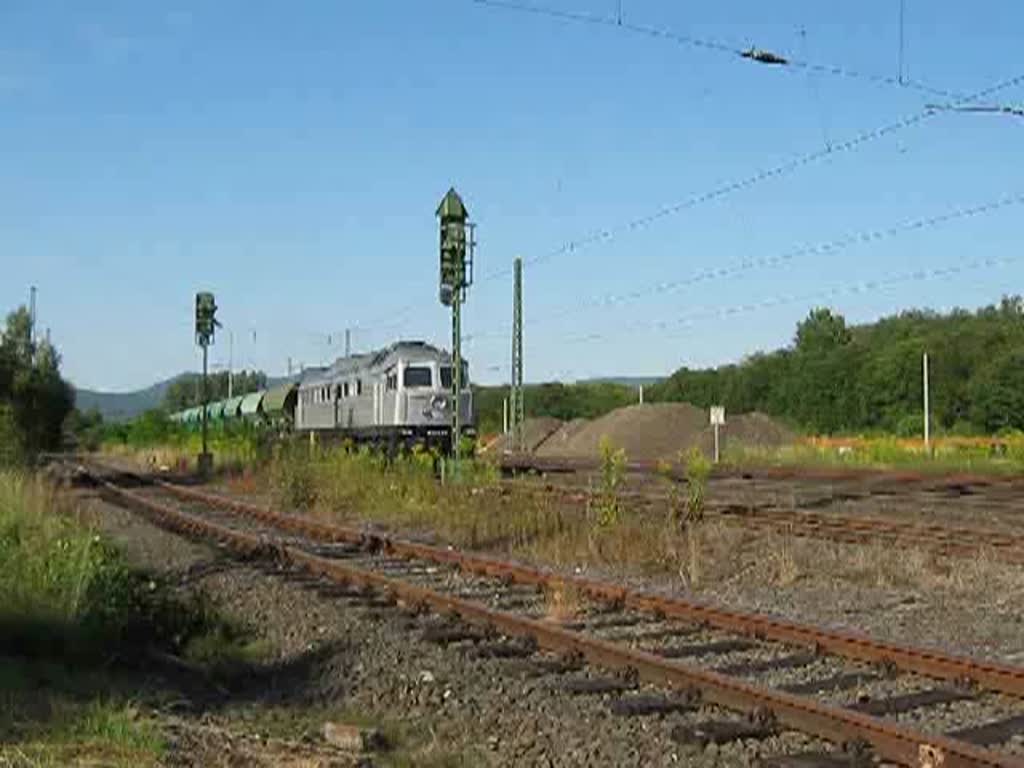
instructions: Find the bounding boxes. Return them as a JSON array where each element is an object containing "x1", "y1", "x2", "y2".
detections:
[
  {"x1": 79, "y1": 488, "x2": 843, "y2": 767},
  {"x1": 196, "y1": 468, "x2": 1024, "y2": 664}
]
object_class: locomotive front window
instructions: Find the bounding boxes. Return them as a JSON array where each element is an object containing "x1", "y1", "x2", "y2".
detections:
[{"x1": 403, "y1": 366, "x2": 432, "y2": 388}]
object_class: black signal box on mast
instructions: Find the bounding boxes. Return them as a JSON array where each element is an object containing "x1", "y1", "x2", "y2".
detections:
[
  {"x1": 436, "y1": 188, "x2": 475, "y2": 472},
  {"x1": 194, "y1": 291, "x2": 219, "y2": 477}
]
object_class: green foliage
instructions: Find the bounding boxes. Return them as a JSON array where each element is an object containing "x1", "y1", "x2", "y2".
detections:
[
  {"x1": 473, "y1": 380, "x2": 637, "y2": 434},
  {"x1": 269, "y1": 443, "x2": 320, "y2": 510},
  {"x1": 683, "y1": 447, "x2": 711, "y2": 523},
  {"x1": 0, "y1": 470, "x2": 266, "y2": 766},
  {"x1": 163, "y1": 370, "x2": 267, "y2": 411},
  {"x1": 593, "y1": 436, "x2": 626, "y2": 529},
  {"x1": 649, "y1": 297, "x2": 1024, "y2": 435},
  {"x1": 65, "y1": 407, "x2": 105, "y2": 451},
  {"x1": 0, "y1": 306, "x2": 75, "y2": 462},
  {"x1": 0, "y1": 472, "x2": 214, "y2": 659}
]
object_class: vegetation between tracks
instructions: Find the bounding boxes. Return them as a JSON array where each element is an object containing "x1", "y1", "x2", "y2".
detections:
[
  {"x1": 243, "y1": 444, "x2": 1024, "y2": 604},
  {"x1": 0, "y1": 470, "x2": 268, "y2": 766}
]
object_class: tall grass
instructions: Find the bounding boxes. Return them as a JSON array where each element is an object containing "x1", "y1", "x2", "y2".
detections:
[
  {"x1": 0, "y1": 470, "x2": 263, "y2": 766},
  {"x1": 722, "y1": 435, "x2": 1024, "y2": 475}
]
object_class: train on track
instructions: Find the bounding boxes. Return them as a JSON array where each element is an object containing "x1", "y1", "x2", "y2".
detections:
[
  {"x1": 294, "y1": 340, "x2": 473, "y2": 451},
  {"x1": 170, "y1": 340, "x2": 474, "y2": 452}
]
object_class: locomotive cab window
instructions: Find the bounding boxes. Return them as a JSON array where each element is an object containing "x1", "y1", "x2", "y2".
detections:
[
  {"x1": 440, "y1": 363, "x2": 469, "y2": 389},
  {"x1": 403, "y1": 366, "x2": 432, "y2": 388}
]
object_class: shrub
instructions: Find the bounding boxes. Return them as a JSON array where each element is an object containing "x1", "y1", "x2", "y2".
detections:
[
  {"x1": 594, "y1": 436, "x2": 626, "y2": 530},
  {"x1": 683, "y1": 446, "x2": 711, "y2": 523}
]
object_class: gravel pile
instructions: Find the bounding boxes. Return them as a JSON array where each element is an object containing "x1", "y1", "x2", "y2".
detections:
[
  {"x1": 483, "y1": 417, "x2": 564, "y2": 455},
  {"x1": 532, "y1": 404, "x2": 793, "y2": 462}
]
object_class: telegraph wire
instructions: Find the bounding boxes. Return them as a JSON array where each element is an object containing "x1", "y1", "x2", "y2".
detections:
[
  {"x1": 554, "y1": 252, "x2": 1023, "y2": 347},
  {"x1": 473, "y1": 70, "x2": 1024, "y2": 285},
  {"x1": 463, "y1": 190, "x2": 1024, "y2": 344},
  {"x1": 472, "y1": 0, "x2": 962, "y2": 100}
]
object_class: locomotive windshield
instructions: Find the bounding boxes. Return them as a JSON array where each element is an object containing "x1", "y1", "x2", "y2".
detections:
[{"x1": 403, "y1": 366, "x2": 432, "y2": 388}]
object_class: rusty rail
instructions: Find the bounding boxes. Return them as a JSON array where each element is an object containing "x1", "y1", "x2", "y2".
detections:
[
  {"x1": 499, "y1": 478, "x2": 1024, "y2": 565},
  {"x1": 94, "y1": 473, "x2": 1024, "y2": 768},
  {"x1": 499, "y1": 453, "x2": 1024, "y2": 491},
  {"x1": 136, "y1": 474, "x2": 1024, "y2": 700}
]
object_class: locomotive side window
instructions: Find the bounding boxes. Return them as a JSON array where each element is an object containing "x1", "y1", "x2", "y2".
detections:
[
  {"x1": 403, "y1": 366, "x2": 432, "y2": 388},
  {"x1": 440, "y1": 363, "x2": 468, "y2": 389},
  {"x1": 356, "y1": 379, "x2": 362, "y2": 395},
  {"x1": 342, "y1": 382, "x2": 349, "y2": 398}
]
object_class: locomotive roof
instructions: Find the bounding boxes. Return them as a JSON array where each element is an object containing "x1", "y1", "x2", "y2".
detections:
[{"x1": 299, "y1": 340, "x2": 462, "y2": 387}]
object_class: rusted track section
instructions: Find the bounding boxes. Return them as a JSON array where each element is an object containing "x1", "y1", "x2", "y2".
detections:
[
  {"x1": 145, "y1": 475, "x2": 1024, "y2": 700},
  {"x1": 499, "y1": 479, "x2": 1024, "y2": 564},
  {"x1": 500, "y1": 453, "x2": 1024, "y2": 492},
  {"x1": 95, "y1": 474, "x2": 1024, "y2": 768}
]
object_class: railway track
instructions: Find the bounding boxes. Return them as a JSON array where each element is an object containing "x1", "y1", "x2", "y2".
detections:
[
  {"x1": 74, "y1": 458, "x2": 1024, "y2": 768},
  {"x1": 499, "y1": 454, "x2": 1024, "y2": 494},
  {"x1": 496, "y1": 478, "x2": 1024, "y2": 565}
]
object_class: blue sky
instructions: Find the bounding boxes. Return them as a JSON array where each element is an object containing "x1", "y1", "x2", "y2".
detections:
[{"x1": 1, "y1": 1, "x2": 1021, "y2": 391}]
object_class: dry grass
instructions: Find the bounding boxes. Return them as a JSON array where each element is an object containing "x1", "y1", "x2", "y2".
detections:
[
  {"x1": 772, "y1": 530, "x2": 801, "y2": 586},
  {"x1": 248, "y1": 446, "x2": 1024, "y2": 609},
  {"x1": 543, "y1": 581, "x2": 582, "y2": 624}
]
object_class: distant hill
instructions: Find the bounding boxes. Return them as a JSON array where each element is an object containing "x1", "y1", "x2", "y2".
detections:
[
  {"x1": 74, "y1": 373, "x2": 298, "y2": 422},
  {"x1": 74, "y1": 375, "x2": 187, "y2": 422}
]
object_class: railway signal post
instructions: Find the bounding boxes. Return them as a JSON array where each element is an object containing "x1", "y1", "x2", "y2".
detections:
[
  {"x1": 195, "y1": 291, "x2": 219, "y2": 477},
  {"x1": 437, "y1": 188, "x2": 475, "y2": 475},
  {"x1": 510, "y1": 257, "x2": 524, "y2": 453}
]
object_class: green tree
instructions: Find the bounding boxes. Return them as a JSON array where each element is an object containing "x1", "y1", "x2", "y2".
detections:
[
  {"x1": 648, "y1": 296, "x2": 1024, "y2": 436},
  {"x1": 0, "y1": 306, "x2": 75, "y2": 461},
  {"x1": 164, "y1": 370, "x2": 267, "y2": 411}
]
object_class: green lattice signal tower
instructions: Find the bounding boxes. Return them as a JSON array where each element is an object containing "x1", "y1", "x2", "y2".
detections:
[
  {"x1": 436, "y1": 188, "x2": 475, "y2": 470},
  {"x1": 510, "y1": 257, "x2": 524, "y2": 452}
]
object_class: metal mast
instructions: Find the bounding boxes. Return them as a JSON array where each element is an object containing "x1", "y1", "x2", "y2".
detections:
[
  {"x1": 195, "y1": 292, "x2": 218, "y2": 476},
  {"x1": 436, "y1": 188, "x2": 475, "y2": 473},
  {"x1": 510, "y1": 257, "x2": 524, "y2": 452}
]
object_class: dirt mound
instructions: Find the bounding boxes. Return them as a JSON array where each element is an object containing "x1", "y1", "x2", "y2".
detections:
[
  {"x1": 483, "y1": 417, "x2": 564, "y2": 454},
  {"x1": 534, "y1": 418, "x2": 590, "y2": 455},
  {"x1": 538, "y1": 403, "x2": 706, "y2": 462},
  {"x1": 536, "y1": 404, "x2": 794, "y2": 462}
]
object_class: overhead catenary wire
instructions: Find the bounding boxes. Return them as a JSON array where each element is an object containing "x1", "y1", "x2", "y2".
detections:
[
  {"x1": 463, "y1": 191, "x2": 1024, "y2": 344},
  {"x1": 472, "y1": 0, "x2": 963, "y2": 100},
  {"x1": 474, "y1": 71, "x2": 1024, "y2": 284},
  {"x1": 556, "y1": 252, "x2": 1023, "y2": 348}
]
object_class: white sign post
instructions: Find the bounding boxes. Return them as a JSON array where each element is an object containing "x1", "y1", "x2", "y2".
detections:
[{"x1": 710, "y1": 406, "x2": 726, "y2": 463}]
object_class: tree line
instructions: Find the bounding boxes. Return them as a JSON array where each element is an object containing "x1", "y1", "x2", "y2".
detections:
[
  {"x1": 648, "y1": 297, "x2": 1024, "y2": 435},
  {"x1": 0, "y1": 306, "x2": 75, "y2": 464},
  {"x1": 163, "y1": 370, "x2": 267, "y2": 411}
]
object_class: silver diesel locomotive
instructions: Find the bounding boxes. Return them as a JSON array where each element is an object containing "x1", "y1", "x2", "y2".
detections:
[{"x1": 294, "y1": 341, "x2": 473, "y2": 449}]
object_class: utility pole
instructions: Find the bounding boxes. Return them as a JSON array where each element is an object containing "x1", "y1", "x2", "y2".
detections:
[
  {"x1": 510, "y1": 257, "x2": 524, "y2": 452},
  {"x1": 923, "y1": 352, "x2": 931, "y2": 453},
  {"x1": 898, "y1": 0, "x2": 905, "y2": 85},
  {"x1": 228, "y1": 330, "x2": 234, "y2": 399},
  {"x1": 437, "y1": 188, "x2": 475, "y2": 475},
  {"x1": 29, "y1": 285, "x2": 37, "y2": 349},
  {"x1": 345, "y1": 328, "x2": 351, "y2": 357}
]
